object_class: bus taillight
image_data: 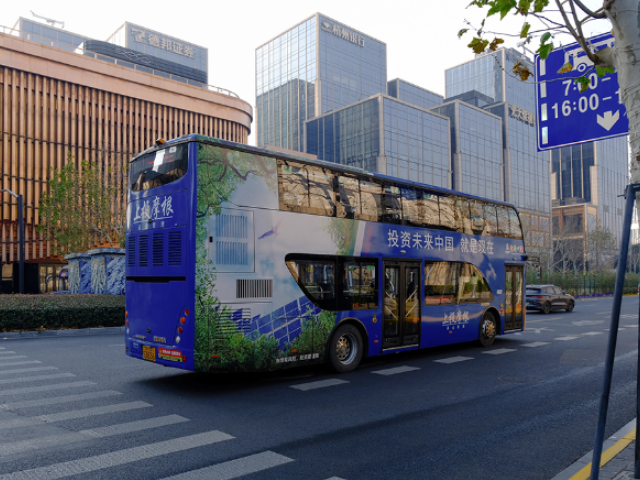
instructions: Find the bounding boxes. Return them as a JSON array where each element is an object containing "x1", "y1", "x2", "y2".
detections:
[{"x1": 180, "y1": 317, "x2": 186, "y2": 325}]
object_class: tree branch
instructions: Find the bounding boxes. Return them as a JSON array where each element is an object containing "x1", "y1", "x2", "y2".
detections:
[{"x1": 572, "y1": 0, "x2": 608, "y2": 18}]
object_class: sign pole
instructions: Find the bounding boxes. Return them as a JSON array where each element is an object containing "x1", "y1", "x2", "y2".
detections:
[{"x1": 1, "y1": 189, "x2": 24, "y2": 294}]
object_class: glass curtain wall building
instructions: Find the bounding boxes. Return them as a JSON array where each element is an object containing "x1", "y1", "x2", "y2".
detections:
[
  {"x1": 306, "y1": 95, "x2": 451, "y2": 187},
  {"x1": 444, "y1": 48, "x2": 551, "y2": 247},
  {"x1": 15, "y1": 18, "x2": 90, "y2": 51},
  {"x1": 256, "y1": 14, "x2": 387, "y2": 152},
  {"x1": 430, "y1": 101, "x2": 502, "y2": 199},
  {"x1": 387, "y1": 79, "x2": 443, "y2": 110}
]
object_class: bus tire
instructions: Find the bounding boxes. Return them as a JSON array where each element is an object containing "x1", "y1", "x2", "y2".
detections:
[
  {"x1": 478, "y1": 311, "x2": 497, "y2": 347},
  {"x1": 328, "y1": 324, "x2": 363, "y2": 373}
]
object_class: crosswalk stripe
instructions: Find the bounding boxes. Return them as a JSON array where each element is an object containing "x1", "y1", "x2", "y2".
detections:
[
  {"x1": 555, "y1": 336, "x2": 580, "y2": 341},
  {"x1": 324, "y1": 477, "x2": 347, "y2": 480},
  {"x1": 0, "y1": 352, "x2": 17, "y2": 355},
  {"x1": 0, "y1": 373, "x2": 74, "y2": 385},
  {"x1": 0, "y1": 381, "x2": 95, "y2": 397},
  {"x1": 434, "y1": 356, "x2": 473, "y2": 364},
  {"x1": 521, "y1": 342, "x2": 550, "y2": 348},
  {"x1": 0, "y1": 430, "x2": 234, "y2": 480},
  {"x1": 0, "y1": 390, "x2": 122, "y2": 410},
  {"x1": 159, "y1": 451, "x2": 293, "y2": 480},
  {"x1": 583, "y1": 331, "x2": 604, "y2": 336},
  {"x1": 81, "y1": 414, "x2": 189, "y2": 438},
  {"x1": 290, "y1": 379, "x2": 349, "y2": 391},
  {"x1": 0, "y1": 361, "x2": 41, "y2": 368},
  {"x1": 0, "y1": 367, "x2": 58, "y2": 376},
  {"x1": 372, "y1": 366, "x2": 420, "y2": 376},
  {"x1": 0, "y1": 356, "x2": 28, "y2": 362},
  {"x1": 482, "y1": 349, "x2": 517, "y2": 355},
  {"x1": 36, "y1": 401, "x2": 151, "y2": 423},
  {"x1": 0, "y1": 415, "x2": 191, "y2": 456}
]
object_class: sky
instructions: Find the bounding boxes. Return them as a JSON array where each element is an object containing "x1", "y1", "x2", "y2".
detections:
[{"x1": 0, "y1": 0, "x2": 612, "y2": 146}]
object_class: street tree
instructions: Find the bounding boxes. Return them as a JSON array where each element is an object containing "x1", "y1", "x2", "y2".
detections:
[
  {"x1": 459, "y1": 0, "x2": 639, "y2": 183},
  {"x1": 38, "y1": 154, "x2": 126, "y2": 254}
]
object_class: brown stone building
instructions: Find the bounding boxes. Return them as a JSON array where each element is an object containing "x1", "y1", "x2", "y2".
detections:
[{"x1": 0, "y1": 28, "x2": 252, "y2": 293}]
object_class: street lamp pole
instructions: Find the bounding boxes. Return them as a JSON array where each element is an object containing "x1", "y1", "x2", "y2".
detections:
[{"x1": 1, "y1": 189, "x2": 24, "y2": 294}]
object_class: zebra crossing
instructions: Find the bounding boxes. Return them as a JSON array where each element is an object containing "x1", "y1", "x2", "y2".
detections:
[{"x1": 0, "y1": 347, "x2": 343, "y2": 480}]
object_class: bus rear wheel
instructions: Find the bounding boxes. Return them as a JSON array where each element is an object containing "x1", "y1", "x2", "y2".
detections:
[
  {"x1": 478, "y1": 311, "x2": 497, "y2": 347},
  {"x1": 328, "y1": 324, "x2": 363, "y2": 373}
]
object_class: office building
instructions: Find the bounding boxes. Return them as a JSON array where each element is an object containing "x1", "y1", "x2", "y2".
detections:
[
  {"x1": 387, "y1": 78, "x2": 443, "y2": 110},
  {"x1": 0, "y1": 22, "x2": 252, "y2": 293},
  {"x1": 256, "y1": 14, "x2": 387, "y2": 152},
  {"x1": 306, "y1": 94, "x2": 451, "y2": 187}
]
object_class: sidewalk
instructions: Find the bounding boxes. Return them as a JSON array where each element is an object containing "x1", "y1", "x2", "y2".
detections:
[
  {"x1": 551, "y1": 419, "x2": 637, "y2": 480},
  {"x1": 0, "y1": 326, "x2": 125, "y2": 340}
]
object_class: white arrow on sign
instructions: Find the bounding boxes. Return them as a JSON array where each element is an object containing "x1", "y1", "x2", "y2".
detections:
[{"x1": 597, "y1": 110, "x2": 620, "y2": 131}]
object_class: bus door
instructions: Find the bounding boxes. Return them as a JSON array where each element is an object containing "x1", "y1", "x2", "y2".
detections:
[
  {"x1": 383, "y1": 261, "x2": 421, "y2": 349},
  {"x1": 504, "y1": 265, "x2": 524, "y2": 331}
]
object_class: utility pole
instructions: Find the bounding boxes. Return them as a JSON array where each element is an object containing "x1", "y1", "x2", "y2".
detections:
[{"x1": 1, "y1": 189, "x2": 24, "y2": 294}]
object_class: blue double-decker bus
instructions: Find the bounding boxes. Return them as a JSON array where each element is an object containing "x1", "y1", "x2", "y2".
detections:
[{"x1": 125, "y1": 134, "x2": 526, "y2": 373}]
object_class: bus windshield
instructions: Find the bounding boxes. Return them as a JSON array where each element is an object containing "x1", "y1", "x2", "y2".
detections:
[{"x1": 130, "y1": 144, "x2": 189, "y2": 192}]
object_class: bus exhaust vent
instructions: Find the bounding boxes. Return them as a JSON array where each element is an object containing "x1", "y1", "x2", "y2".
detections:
[
  {"x1": 168, "y1": 231, "x2": 182, "y2": 266},
  {"x1": 236, "y1": 279, "x2": 273, "y2": 298},
  {"x1": 139, "y1": 235, "x2": 149, "y2": 267},
  {"x1": 216, "y1": 214, "x2": 248, "y2": 239},
  {"x1": 214, "y1": 307, "x2": 252, "y2": 338},
  {"x1": 127, "y1": 236, "x2": 135, "y2": 267},
  {"x1": 216, "y1": 241, "x2": 248, "y2": 265},
  {"x1": 152, "y1": 233, "x2": 164, "y2": 267}
]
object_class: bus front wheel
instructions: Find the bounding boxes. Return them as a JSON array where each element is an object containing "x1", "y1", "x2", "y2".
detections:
[
  {"x1": 328, "y1": 324, "x2": 363, "y2": 373},
  {"x1": 478, "y1": 312, "x2": 497, "y2": 347}
]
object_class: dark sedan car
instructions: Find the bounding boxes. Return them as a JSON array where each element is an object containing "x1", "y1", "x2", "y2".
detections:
[{"x1": 526, "y1": 284, "x2": 575, "y2": 314}]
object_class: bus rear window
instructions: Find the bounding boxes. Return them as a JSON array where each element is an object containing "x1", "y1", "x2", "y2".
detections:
[{"x1": 130, "y1": 144, "x2": 188, "y2": 191}]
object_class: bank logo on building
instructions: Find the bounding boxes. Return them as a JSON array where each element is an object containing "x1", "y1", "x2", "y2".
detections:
[{"x1": 320, "y1": 20, "x2": 365, "y2": 47}]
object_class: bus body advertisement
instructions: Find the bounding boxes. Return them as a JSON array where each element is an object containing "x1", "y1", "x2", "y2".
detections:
[{"x1": 125, "y1": 135, "x2": 526, "y2": 373}]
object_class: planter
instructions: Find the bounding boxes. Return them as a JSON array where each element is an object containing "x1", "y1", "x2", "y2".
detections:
[
  {"x1": 87, "y1": 248, "x2": 125, "y2": 295},
  {"x1": 64, "y1": 253, "x2": 92, "y2": 294}
]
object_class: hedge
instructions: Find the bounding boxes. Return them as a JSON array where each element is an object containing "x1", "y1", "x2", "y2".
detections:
[{"x1": 0, "y1": 294, "x2": 125, "y2": 332}]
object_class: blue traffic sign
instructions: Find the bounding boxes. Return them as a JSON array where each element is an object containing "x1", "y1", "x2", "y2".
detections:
[{"x1": 535, "y1": 32, "x2": 629, "y2": 151}]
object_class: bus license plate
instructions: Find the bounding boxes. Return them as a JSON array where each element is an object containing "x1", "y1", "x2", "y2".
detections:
[{"x1": 142, "y1": 345, "x2": 156, "y2": 362}]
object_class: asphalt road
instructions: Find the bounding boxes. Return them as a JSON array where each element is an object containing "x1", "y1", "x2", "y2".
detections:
[{"x1": 0, "y1": 295, "x2": 638, "y2": 480}]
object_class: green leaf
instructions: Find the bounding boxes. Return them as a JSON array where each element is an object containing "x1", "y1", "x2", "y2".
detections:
[
  {"x1": 487, "y1": 0, "x2": 517, "y2": 19},
  {"x1": 540, "y1": 32, "x2": 551, "y2": 44},
  {"x1": 537, "y1": 42, "x2": 554, "y2": 59},
  {"x1": 518, "y1": 0, "x2": 532, "y2": 13},
  {"x1": 596, "y1": 65, "x2": 616, "y2": 77},
  {"x1": 520, "y1": 22, "x2": 531, "y2": 38},
  {"x1": 468, "y1": 37, "x2": 490, "y2": 54},
  {"x1": 533, "y1": 0, "x2": 549, "y2": 11},
  {"x1": 557, "y1": 62, "x2": 573, "y2": 74},
  {"x1": 575, "y1": 77, "x2": 589, "y2": 93},
  {"x1": 458, "y1": 28, "x2": 470, "y2": 38}
]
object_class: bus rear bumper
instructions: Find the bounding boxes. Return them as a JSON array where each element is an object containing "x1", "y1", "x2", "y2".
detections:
[{"x1": 126, "y1": 339, "x2": 194, "y2": 371}]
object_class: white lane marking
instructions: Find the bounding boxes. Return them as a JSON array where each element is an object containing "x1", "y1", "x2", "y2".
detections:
[
  {"x1": 623, "y1": 325, "x2": 639, "y2": 328},
  {"x1": 324, "y1": 478, "x2": 347, "y2": 480},
  {"x1": 0, "y1": 415, "x2": 191, "y2": 452},
  {"x1": 0, "y1": 373, "x2": 74, "y2": 385},
  {"x1": 81, "y1": 414, "x2": 189, "y2": 438},
  {"x1": 555, "y1": 336, "x2": 580, "y2": 341},
  {"x1": 582, "y1": 331, "x2": 604, "y2": 336},
  {"x1": 521, "y1": 342, "x2": 550, "y2": 348},
  {"x1": 434, "y1": 356, "x2": 473, "y2": 364},
  {"x1": 572, "y1": 320, "x2": 604, "y2": 326},
  {"x1": 160, "y1": 451, "x2": 293, "y2": 480},
  {"x1": 0, "y1": 356, "x2": 28, "y2": 362},
  {"x1": 482, "y1": 349, "x2": 517, "y2": 355},
  {"x1": 533, "y1": 328, "x2": 554, "y2": 334},
  {"x1": 372, "y1": 366, "x2": 420, "y2": 376},
  {"x1": 0, "y1": 381, "x2": 95, "y2": 397},
  {"x1": 36, "y1": 401, "x2": 151, "y2": 423},
  {"x1": 0, "y1": 390, "x2": 122, "y2": 410},
  {"x1": 0, "y1": 430, "x2": 234, "y2": 480},
  {"x1": 0, "y1": 361, "x2": 41, "y2": 368},
  {"x1": 0, "y1": 352, "x2": 17, "y2": 355},
  {"x1": 291, "y1": 379, "x2": 349, "y2": 391},
  {"x1": 0, "y1": 367, "x2": 58, "y2": 376}
]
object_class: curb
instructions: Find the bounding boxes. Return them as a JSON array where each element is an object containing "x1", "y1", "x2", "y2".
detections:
[
  {"x1": 0, "y1": 326, "x2": 125, "y2": 340},
  {"x1": 550, "y1": 419, "x2": 636, "y2": 480}
]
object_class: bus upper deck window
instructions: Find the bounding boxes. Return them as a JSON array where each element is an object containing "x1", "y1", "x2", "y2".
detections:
[
  {"x1": 469, "y1": 200, "x2": 485, "y2": 235},
  {"x1": 383, "y1": 185, "x2": 402, "y2": 224},
  {"x1": 496, "y1": 205, "x2": 510, "y2": 238},
  {"x1": 279, "y1": 162, "x2": 309, "y2": 212},
  {"x1": 439, "y1": 196, "x2": 463, "y2": 232},
  {"x1": 307, "y1": 166, "x2": 335, "y2": 217},
  {"x1": 358, "y1": 179, "x2": 383, "y2": 222},
  {"x1": 400, "y1": 186, "x2": 421, "y2": 227},
  {"x1": 421, "y1": 192, "x2": 440, "y2": 228},
  {"x1": 483, "y1": 204, "x2": 498, "y2": 236},
  {"x1": 508, "y1": 208, "x2": 524, "y2": 240},
  {"x1": 129, "y1": 144, "x2": 188, "y2": 191},
  {"x1": 337, "y1": 175, "x2": 360, "y2": 219}
]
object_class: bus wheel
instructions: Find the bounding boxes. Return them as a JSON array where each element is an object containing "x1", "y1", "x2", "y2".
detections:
[
  {"x1": 478, "y1": 312, "x2": 497, "y2": 347},
  {"x1": 328, "y1": 324, "x2": 363, "y2": 373}
]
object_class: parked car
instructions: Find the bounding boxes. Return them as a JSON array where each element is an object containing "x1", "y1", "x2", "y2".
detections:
[{"x1": 526, "y1": 284, "x2": 575, "y2": 314}]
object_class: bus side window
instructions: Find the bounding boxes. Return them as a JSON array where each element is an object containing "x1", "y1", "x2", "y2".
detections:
[
  {"x1": 341, "y1": 260, "x2": 377, "y2": 310},
  {"x1": 278, "y1": 161, "x2": 309, "y2": 212},
  {"x1": 336, "y1": 175, "x2": 360, "y2": 219},
  {"x1": 508, "y1": 208, "x2": 524, "y2": 240},
  {"x1": 439, "y1": 196, "x2": 462, "y2": 232},
  {"x1": 496, "y1": 205, "x2": 510, "y2": 238},
  {"x1": 400, "y1": 186, "x2": 421, "y2": 227},
  {"x1": 421, "y1": 191, "x2": 440, "y2": 228},
  {"x1": 439, "y1": 262, "x2": 461, "y2": 306},
  {"x1": 455, "y1": 197, "x2": 472, "y2": 234},
  {"x1": 458, "y1": 263, "x2": 494, "y2": 303},
  {"x1": 285, "y1": 258, "x2": 337, "y2": 311},
  {"x1": 424, "y1": 261, "x2": 449, "y2": 306},
  {"x1": 307, "y1": 166, "x2": 336, "y2": 217},
  {"x1": 483, "y1": 203, "x2": 498, "y2": 236},
  {"x1": 383, "y1": 184, "x2": 402, "y2": 224},
  {"x1": 358, "y1": 179, "x2": 383, "y2": 222},
  {"x1": 469, "y1": 200, "x2": 485, "y2": 235}
]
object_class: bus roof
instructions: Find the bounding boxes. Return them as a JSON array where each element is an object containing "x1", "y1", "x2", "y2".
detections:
[{"x1": 132, "y1": 134, "x2": 521, "y2": 212}]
